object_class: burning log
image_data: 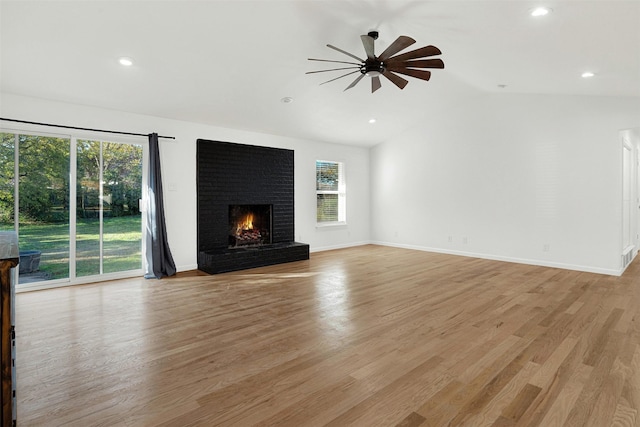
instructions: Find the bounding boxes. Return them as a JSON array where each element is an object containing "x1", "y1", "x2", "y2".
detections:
[{"x1": 236, "y1": 230, "x2": 262, "y2": 241}]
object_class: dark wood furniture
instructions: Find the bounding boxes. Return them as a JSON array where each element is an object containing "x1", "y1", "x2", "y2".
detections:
[{"x1": 0, "y1": 231, "x2": 18, "y2": 427}]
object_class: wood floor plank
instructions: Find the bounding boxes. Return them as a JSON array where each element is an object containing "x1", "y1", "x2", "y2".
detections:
[
  {"x1": 585, "y1": 356, "x2": 628, "y2": 427},
  {"x1": 500, "y1": 383, "x2": 542, "y2": 422},
  {"x1": 394, "y1": 411, "x2": 427, "y2": 427},
  {"x1": 621, "y1": 344, "x2": 640, "y2": 423},
  {"x1": 528, "y1": 336, "x2": 578, "y2": 389},
  {"x1": 610, "y1": 403, "x2": 637, "y2": 427},
  {"x1": 418, "y1": 332, "x2": 537, "y2": 426},
  {"x1": 13, "y1": 245, "x2": 640, "y2": 426},
  {"x1": 565, "y1": 331, "x2": 626, "y2": 427},
  {"x1": 322, "y1": 356, "x2": 445, "y2": 426},
  {"x1": 583, "y1": 308, "x2": 625, "y2": 367},
  {"x1": 536, "y1": 363, "x2": 593, "y2": 427}
]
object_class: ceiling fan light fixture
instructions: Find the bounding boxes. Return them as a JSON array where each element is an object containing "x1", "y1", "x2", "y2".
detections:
[
  {"x1": 306, "y1": 31, "x2": 444, "y2": 93},
  {"x1": 530, "y1": 7, "x2": 551, "y2": 17}
]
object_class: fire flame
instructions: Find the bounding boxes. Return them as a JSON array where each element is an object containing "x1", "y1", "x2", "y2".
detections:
[{"x1": 235, "y1": 213, "x2": 254, "y2": 235}]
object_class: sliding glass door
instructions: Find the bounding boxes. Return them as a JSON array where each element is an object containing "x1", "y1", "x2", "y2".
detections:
[
  {"x1": 1, "y1": 133, "x2": 71, "y2": 283},
  {"x1": 0, "y1": 131, "x2": 144, "y2": 288},
  {"x1": 76, "y1": 140, "x2": 143, "y2": 277}
]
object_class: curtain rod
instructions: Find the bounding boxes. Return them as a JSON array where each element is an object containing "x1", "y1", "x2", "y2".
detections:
[{"x1": 0, "y1": 117, "x2": 176, "y2": 140}]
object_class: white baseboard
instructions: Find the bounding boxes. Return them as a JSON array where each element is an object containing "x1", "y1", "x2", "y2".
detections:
[
  {"x1": 370, "y1": 241, "x2": 623, "y2": 277},
  {"x1": 176, "y1": 263, "x2": 198, "y2": 273},
  {"x1": 310, "y1": 241, "x2": 372, "y2": 253}
]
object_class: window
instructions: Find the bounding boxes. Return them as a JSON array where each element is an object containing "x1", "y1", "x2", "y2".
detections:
[{"x1": 316, "y1": 160, "x2": 345, "y2": 224}]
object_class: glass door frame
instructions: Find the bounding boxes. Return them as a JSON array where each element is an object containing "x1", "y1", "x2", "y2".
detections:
[
  {"x1": 72, "y1": 137, "x2": 148, "y2": 282},
  {"x1": 1, "y1": 126, "x2": 147, "y2": 292}
]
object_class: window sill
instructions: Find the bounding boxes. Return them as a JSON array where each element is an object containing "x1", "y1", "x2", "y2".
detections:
[{"x1": 316, "y1": 221, "x2": 347, "y2": 228}]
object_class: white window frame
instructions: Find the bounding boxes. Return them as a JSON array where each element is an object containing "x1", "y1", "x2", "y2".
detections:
[{"x1": 316, "y1": 160, "x2": 346, "y2": 226}]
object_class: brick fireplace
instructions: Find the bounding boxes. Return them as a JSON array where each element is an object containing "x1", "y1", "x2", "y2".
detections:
[{"x1": 196, "y1": 139, "x2": 309, "y2": 274}]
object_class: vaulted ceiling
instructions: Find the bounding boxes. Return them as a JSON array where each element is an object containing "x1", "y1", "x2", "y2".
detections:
[{"x1": 1, "y1": 1, "x2": 639, "y2": 147}]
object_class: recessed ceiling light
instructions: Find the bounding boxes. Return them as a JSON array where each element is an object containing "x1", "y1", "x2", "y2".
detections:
[
  {"x1": 369, "y1": 118, "x2": 376, "y2": 124},
  {"x1": 281, "y1": 97, "x2": 294, "y2": 104},
  {"x1": 530, "y1": 7, "x2": 551, "y2": 17},
  {"x1": 581, "y1": 72, "x2": 595, "y2": 78},
  {"x1": 118, "y1": 57, "x2": 134, "y2": 66}
]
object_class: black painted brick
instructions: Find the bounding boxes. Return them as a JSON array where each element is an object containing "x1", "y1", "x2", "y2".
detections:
[{"x1": 196, "y1": 139, "x2": 308, "y2": 273}]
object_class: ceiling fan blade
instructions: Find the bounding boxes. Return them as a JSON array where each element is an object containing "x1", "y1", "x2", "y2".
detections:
[
  {"x1": 327, "y1": 44, "x2": 364, "y2": 62},
  {"x1": 386, "y1": 45, "x2": 442, "y2": 62},
  {"x1": 372, "y1": 76, "x2": 382, "y2": 93},
  {"x1": 344, "y1": 73, "x2": 365, "y2": 91},
  {"x1": 306, "y1": 66, "x2": 361, "y2": 75},
  {"x1": 386, "y1": 67, "x2": 432, "y2": 81},
  {"x1": 360, "y1": 35, "x2": 375, "y2": 60},
  {"x1": 386, "y1": 58, "x2": 445, "y2": 69},
  {"x1": 378, "y1": 36, "x2": 416, "y2": 61},
  {"x1": 319, "y1": 70, "x2": 361, "y2": 86},
  {"x1": 382, "y1": 70, "x2": 409, "y2": 90},
  {"x1": 308, "y1": 58, "x2": 363, "y2": 66}
]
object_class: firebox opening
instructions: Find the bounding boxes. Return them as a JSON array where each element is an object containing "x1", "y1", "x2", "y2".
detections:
[{"x1": 229, "y1": 204, "x2": 272, "y2": 248}]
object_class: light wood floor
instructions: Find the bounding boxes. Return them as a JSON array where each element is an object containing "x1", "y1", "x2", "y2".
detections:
[{"x1": 15, "y1": 245, "x2": 640, "y2": 426}]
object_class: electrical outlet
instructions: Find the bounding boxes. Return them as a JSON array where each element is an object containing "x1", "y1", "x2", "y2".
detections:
[
  {"x1": 448, "y1": 235, "x2": 453, "y2": 243},
  {"x1": 462, "y1": 236, "x2": 468, "y2": 244},
  {"x1": 543, "y1": 244, "x2": 550, "y2": 252}
]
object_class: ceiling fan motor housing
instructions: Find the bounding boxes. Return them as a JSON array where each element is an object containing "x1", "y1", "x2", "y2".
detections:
[{"x1": 362, "y1": 59, "x2": 384, "y2": 76}]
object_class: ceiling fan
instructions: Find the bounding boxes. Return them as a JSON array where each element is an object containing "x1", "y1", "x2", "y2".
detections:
[{"x1": 307, "y1": 31, "x2": 444, "y2": 93}]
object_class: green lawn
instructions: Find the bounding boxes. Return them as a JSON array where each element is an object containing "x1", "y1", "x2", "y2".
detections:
[{"x1": 3, "y1": 216, "x2": 141, "y2": 280}]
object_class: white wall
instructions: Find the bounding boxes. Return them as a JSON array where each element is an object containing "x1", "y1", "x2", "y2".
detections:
[
  {"x1": 4, "y1": 91, "x2": 639, "y2": 276},
  {"x1": 0, "y1": 93, "x2": 371, "y2": 272},
  {"x1": 371, "y1": 93, "x2": 640, "y2": 275}
]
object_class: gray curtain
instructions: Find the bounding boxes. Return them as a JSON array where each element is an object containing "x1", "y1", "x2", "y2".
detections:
[{"x1": 144, "y1": 133, "x2": 177, "y2": 279}]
